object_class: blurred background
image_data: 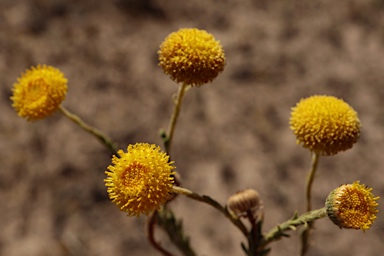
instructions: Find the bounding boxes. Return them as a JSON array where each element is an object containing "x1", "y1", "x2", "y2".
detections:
[{"x1": 1, "y1": 0, "x2": 384, "y2": 255}]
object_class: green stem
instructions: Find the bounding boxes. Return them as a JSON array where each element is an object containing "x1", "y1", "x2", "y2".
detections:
[
  {"x1": 305, "y1": 152, "x2": 320, "y2": 212},
  {"x1": 300, "y1": 152, "x2": 320, "y2": 256},
  {"x1": 155, "y1": 83, "x2": 189, "y2": 255},
  {"x1": 59, "y1": 105, "x2": 118, "y2": 155},
  {"x1": 261, "y1": 208, "x2": 326, "y2": 248},
  {"x1": 164, "y1": 83, "x2": 188, "y2": 154},
  {"x1": 172, "y1": 186, "x2": 248, "y2": 237}
]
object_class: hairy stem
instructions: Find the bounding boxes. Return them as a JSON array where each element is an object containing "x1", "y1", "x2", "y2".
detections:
[
  {"x1": 300, "y1": 152, "x2": 320, "y2": 256},
  {"x1": 164, "y1": 83, "x2": 188, "y2": 154},
  {"x1": 261, "y1": 208, "x2": 326, "y2": 248},
  {"x1": 59, "y1": 105, "x2": 118, "y2": 155},
  {"x1": 305, "y1": 152, "x2": 320, "y2": 212},
  {"x1": 172, "y1": 186, "x2": 248, "y2": 237}
]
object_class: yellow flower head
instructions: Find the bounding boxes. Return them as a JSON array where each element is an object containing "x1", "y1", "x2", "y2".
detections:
[
  {"x1": 104, "y1": 143, "x2": 175, "y2": 217},
  {"x1": 326, "y1": 181, "x2": 379, "y2": 231},
  {"x1": 158, "y1": 28, "x2": 226, "y2": 86},
  {"x1": 290, "y1": 95, "x2": 361, "y2": 155},
  {"x1": 11, "y1": 64, "x2": 68, "y2": 121}
]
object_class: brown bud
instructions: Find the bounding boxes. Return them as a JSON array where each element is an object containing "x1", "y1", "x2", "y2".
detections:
[{"x1": 227, "y1": 189, "x2": 262, "y2": 219}]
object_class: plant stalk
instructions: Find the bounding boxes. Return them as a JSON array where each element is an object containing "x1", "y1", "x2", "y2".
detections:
[
  {"x1": 59, "y1": 105, "x2": 118, "y2": 155},
  {"x1": 172, "y1": 186, "x2": 248, "y2": 237},
  {"x1": 164, "y1": 83, "x2": 188, "y2": 154}
]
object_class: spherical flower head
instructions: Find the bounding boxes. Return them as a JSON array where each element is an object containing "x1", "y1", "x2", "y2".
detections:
[
  {"x1": 11, "y1": 64, "x2": 68, "y2": 121},
  {"x1": 326, "y1": 181, "x2": 379, "y2": 231},
  {"x1": 158, "y1": 28, "x2": 226, "y2": 86},
  {"x1": 104, "y1": 143, "x2": 175, "y2": 217},
  {"x1": 290, "y1": 95, "x2": 361, "y2": 156}
]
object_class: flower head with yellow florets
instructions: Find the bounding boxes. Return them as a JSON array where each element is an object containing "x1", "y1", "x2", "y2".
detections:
[
  {"x1": 290, "y1": 95, "x2": 361, "y2": 156},
  {"x1": 105, "y1": 143, "x2": 175, "y2": 217},
  {"x1": 158, "y1": 28, "x2": 226, "y2": 86},
  {"x1": 11, "y1": 64, "x2": 68, "y2": 121},
  {"x1": 326, "y1": 181, "x2": 379, "y2": 231}
]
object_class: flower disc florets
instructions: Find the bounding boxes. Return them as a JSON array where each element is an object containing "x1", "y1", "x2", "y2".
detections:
[
  {"x1": 105, "y1": 143, "x2": 175, "y2": 217},
  {"x1": 290, "y1": 95, "x2": 361, "y2": 155},
  {"x1": 326, "y1": 181, "x2": 379, "y2": 231},
  {"x1": 11, "y1": 64, "x2": 68, "y2": 121},
  {"x1": 158, "y1": 28, "x2": 226, "y2": 86}
]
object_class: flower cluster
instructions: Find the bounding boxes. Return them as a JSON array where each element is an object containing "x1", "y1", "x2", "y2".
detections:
[
  {"x1": 8, "y1": 26, "x2": 381, "y2": 256},
  {"x1": 104, "y1": 143, "x2": 175, "y2": 217},
  {"x1": 158, "y1": 28, "x2": 226, "y2": 86},
  {"x1": 290, "y1": 95, "x2": 361, "y2": 155},
  {"x1": 11, "y1": 64, "x2": 68, "y2": 121}
]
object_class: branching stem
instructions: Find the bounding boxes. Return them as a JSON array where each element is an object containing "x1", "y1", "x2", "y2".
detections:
[
  {"x1": 300, "y1": 152, "x2": 320, "y2": 256},
  {"x1": 172, "y1": 186, "x2": 248, "y2": 237},
  {"x1": 261, "y1": 208, "x2": 326, "y2": 248},
  {"x1": 164, "y1": 83, "x2": 188, "y2": 154},
  {"x1": 59, "y1": 105, "x2": 118, "y2": 155}
]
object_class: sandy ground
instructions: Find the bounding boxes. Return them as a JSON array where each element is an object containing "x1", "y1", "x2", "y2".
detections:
[{"x1": 1, "y1": 0, "x2": 384, "y2": 255}]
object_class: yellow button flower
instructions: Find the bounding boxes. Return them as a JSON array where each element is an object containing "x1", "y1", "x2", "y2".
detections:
[
  {"x1": 290, "y1": 95, "x2": 361, "y2": 155},
  {"x1": 326, "y1": 181, "x2": 379, "y2": 231},
  {"x1": 105, "y1": 143, "x2": 175, "y2": 217},
  {"x1": 158, "y1": 28, "x2": 226, "y2": 86},
  {"x1": 11, "y1": 64, "x2": 68, "y2": 121}
]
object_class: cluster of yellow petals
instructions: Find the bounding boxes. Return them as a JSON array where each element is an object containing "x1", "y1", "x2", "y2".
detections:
[
  {"x1": 105, "y1": 143, "x2": 175, "y2": 217},
  {"x1": 326, "y1": 181, "x2": 379, "y2": 231},
  {"x1": 290, "y1": 95, "x2": 361, "y2": 155},
  {"x1": 158, "y1": 28, "x2": 226, "y2": 86},
  {"x1": 11, "y1": 64, "x2": 68, "y2": 121}
]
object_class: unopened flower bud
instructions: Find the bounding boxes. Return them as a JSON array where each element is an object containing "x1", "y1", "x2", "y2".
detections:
[{"x1": 227, "y1": 189, "x2": 261, "y2": 219}]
